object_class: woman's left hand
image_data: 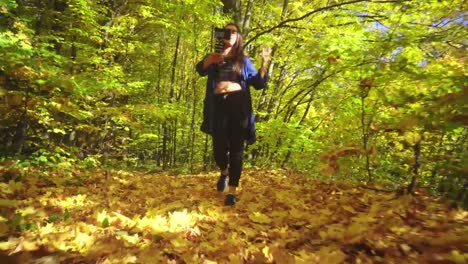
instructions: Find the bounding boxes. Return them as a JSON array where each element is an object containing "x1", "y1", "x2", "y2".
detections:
[
  {"x1": 259, "y1": 47, "x2": 271, "y2": 78},
  {"x1": 260, "y1": 47, "x2": 271, "y2": 63}
]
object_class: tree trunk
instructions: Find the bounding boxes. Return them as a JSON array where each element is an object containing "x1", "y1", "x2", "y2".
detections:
[
  {"x1": 360, "y1": 89, "x2": 373, "y2": 182},
  {"x1": 161, "y1": 35, "x2": 181, "y2": 169},
  {"x1": 407, "y1": 139, "x2": 422, "y2": 193},
  {"x1": 256, "y1": 0, "x2": 288, "y2": 118},
  {"x1": 242, "y1": 0, "x2": 254, "y2": 37},
  {"x1": 282, "y1": 93, "x2": 314, "y2": 167},
  {"x1": 222, "y1": 0, "x2": 241, "y2": 24},
  {"x1": 172, "y1": 120, "x2": 177, "y2": 167},
  {"x1": 170, "y1": 35, "x2": 180, "y2": 102},
  {"x1": 162, "y1": 124, "x2": 168, "y2": 169}
]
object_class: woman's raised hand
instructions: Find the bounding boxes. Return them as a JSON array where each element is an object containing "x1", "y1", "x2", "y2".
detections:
[
  {"x1": 260, "y1": 47, "x2": 271, "y2": 63},
  {"x1": 203, "y1": 53, "x2": 224, "y2": 69}
]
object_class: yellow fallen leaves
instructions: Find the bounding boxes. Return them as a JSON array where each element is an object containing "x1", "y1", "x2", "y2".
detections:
[
  {"x1": 342, "y1": 205, "x2": 358, "y2": 214},
  {"x1": 0, "y1": 199, "x2": 19, "y2": 207},
  {"x1": 0, "y1": 222, "x2": 8, "y2": 237},
  {"x1": 57, "y1": 194, "x2": 92, "y2": 209},
  {"x1": 74, "y1": 232, "x2": 95, "y2": 251},
  {"x1": 0, "y1": 168, "x2": 466, "y2": 263},
  {"x1": 450, "y1": 250, "x2": 468, "y2": 264},
  {"x1": 344, "y1": 222, "x2": 367, "y2": 243},
  {"x1": 249, "y1": 212, "x2": 272, "y2": 224}
]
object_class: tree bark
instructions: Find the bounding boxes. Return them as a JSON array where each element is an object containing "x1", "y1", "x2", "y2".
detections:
[
  {"x1": 256, "y1": 0, "x2": 288, "y2": 120},
  {"x1": 360, "y1": 87, "x2": 373, "y2": 182},
  {"x1": 242, "y1": 0, "x2": 254, "y2": 37},
  {"x1": 407, "y1": 139, "x2": 421, "y2": 193},
  {"x1": 282, "y1": 93, "x2": 314, "y2": 167},
  {"x1": 222, "y1": 0, "x2": 241, "y2": 24}
]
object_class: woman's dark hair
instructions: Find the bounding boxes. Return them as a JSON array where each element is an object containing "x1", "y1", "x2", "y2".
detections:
[{"x1": 225, "y1": 23, "x2": 244, "y2": 76}]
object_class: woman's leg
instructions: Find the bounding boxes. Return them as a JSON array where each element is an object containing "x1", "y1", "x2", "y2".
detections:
[
  {"x1": 226, "y1": 91, "x2": 248, "y2": 191},
  {"x1": 212, "y1": 98, "x2": 229, "y2": 172},
  {"x1": 223, "y1": 112, "x2": 245, "y2": 205},
  {"x1": 227, "y1": 118, "x2": 244, "y2": 188}
]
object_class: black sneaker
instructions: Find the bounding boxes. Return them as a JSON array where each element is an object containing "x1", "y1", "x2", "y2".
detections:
[
  {"x1": 217, "y1": 174, "x2": 228, "y2": 192},
  {"x1": 224, "y1": 194, "x2": 236, "y2": 206}
]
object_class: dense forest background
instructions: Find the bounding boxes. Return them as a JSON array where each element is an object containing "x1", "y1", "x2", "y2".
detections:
[{"x1": 0, "y1": 0, "x2": 466, "y2": 205}]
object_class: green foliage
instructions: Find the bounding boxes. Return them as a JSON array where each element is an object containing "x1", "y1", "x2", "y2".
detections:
[
  {"x1": 81, "y1": 155, "x2": 101, "y2": 169},
  {"x1": 0, "y1": 0, "x2": 465, "y2": 205},
  {"x1": 47, "y1": 210, "x2": 71, "y2": 223}
]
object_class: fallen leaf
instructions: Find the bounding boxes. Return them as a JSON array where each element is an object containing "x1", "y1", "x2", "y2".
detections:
[{"x1": 249, "y1": 212, "x2": 272, "y2": 224}]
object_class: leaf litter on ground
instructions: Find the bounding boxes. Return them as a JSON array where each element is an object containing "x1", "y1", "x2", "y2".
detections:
[{"x1": 0, "y1": 167, "x2": 466, "y2": 263}]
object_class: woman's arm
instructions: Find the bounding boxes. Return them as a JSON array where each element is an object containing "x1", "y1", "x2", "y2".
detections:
[
  {"x1": 196, "y1": 53, "x2": 224, "y2": 76},
  {"x1": 245, "y1": 48, "x2": 271, "y2": 90},
  {"x1": 258, "y1": 47, "x2": 271, "y2": 79}
]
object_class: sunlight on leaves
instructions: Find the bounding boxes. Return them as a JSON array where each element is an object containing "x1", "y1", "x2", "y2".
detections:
[
  {"x1": 249, "y1": 212, "x2": 272, "y2": 224},
  {"x1": 73, "y1": 232, "x2": 95, "y2": 251},
  {"x1": 0, "y1": 169, "x2": 465, "y2": 263},
  {"x1": 58, "y1": 194, "x2": 93, "y2": 209}
]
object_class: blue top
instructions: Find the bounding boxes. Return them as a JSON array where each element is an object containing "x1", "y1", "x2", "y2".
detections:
[{"x1": 196, "y1": 55, "x2": 266, "y2": 144}]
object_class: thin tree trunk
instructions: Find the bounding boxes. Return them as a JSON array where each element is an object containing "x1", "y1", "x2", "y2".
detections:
[
  {"x1": 265, "y1": 64, "x2": 286, "y2": 119},
  {"x1": 162, "y1": 125, "x2": 168, "y2": 169},
  {"x1": 242, "y1": 0, "x2": 254, "y2": 37},
  {"x1": 172, "y1": 121, "x2": 177, "y2": 167},
  {"x1": 189, "y1": 78, "x2": 197, "y2": 172},
  {"x1": 156, "y1": 44, "x2": 163, "y2": 103},
  {"x1": 170, "y1": 35, "x2": 180, "y2": 102},
  {"x1": 222, "y1": 0, "x2": 241, "y2": 24},
  {"x1": 360, "y1": 92, "x2": 373, "y2": 181},
  {"x1": 256, "y1": 0, "x2": 288, "y2": 117},
  {"x1": 407, "y1": 139, "x2": 421, "y2": 193},
  {"x1": 282, "y1": 93, "x2": 314, "y2": 167},
  {"x1": 162, "y1": 35, "x2": 181, "y2": 169}
]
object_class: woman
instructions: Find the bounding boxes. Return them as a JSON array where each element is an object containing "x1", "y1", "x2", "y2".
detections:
[{"x1": 196, "y1": 23, "x2": 270, "y2": 206}]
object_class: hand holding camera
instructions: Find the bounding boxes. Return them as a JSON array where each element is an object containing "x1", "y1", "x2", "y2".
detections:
[
  {"x1": 203, "y1": 53, "x2": 224, "y2": 69},
  {"x1": 214, "y1": 27, "x2": 232, "y2": 53}
]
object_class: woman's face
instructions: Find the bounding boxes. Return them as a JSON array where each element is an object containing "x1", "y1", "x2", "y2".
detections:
[{"x1": 224, "y1": 25, "x2": 239, "y2": 47}]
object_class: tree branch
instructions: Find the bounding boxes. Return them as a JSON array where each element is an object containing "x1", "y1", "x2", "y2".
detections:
[{"x1": 244, "y1": 0, "x2": 404, "y2": 46}]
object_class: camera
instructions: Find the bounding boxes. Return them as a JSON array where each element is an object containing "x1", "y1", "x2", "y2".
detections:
[{"x1": 214, "y1": 27, "x2": 231, "y2": 53}]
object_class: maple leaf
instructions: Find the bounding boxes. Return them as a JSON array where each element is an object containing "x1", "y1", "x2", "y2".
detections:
[
  {"x1": 449, "y1": 250, "x2": 468, "y2": 264},
  {"x1": 38, "y1": 223, "x2": 55, "y2": 236},
  {"x1": 228, "y1": 253, "x2": 244, "y2": 264},
  {"x1": 270, "y1": 246, "x2": 295, "y2": 264},
  {"x1": 112, "y1": 211, "x2": 135, "y2": 228},
  {"x1": 342, "y1": 205, "x2": 358, "y2": 214},
  {"x1": 199, "y1": 242, "x2": 218, "y2": 253},
  {"x1": 289, "y1": 207, "x2": 306, "y2": 219},
  {"x1": 316, "y1": 246, "x2": 346, "y2": 263},
  {"x1": 73, "y1": 232, "x2": 95, "y2": 250},
  {"x1": 168, "y1": 209, "x2": 194, "y2": 231},
  {"x1": 249, "y1": 212, "x2": 272, "y2": 224},
  {"x1": 170, "y1": 237, "x2": 189, "y2": 249},
  {"x1": 0, "y1": 222, "x2": 8, "y2": 237},
  {"x1": 0, "y1": 199, "x2": 19, "y2": 207},
  {"x1": 137, "y1": 215, "x2": 168, "y2": 234},
  {"x1": 344, "y1": 222, "x2": 367, "y2": 243}
]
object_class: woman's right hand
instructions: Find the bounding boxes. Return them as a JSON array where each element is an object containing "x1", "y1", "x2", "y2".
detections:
[{"x1": 203, "y1": 53, "x2": 224, "y2": 69}]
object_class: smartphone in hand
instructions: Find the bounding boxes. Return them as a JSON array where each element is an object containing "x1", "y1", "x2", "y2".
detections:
[{"x1": 214, "y1": 28, "x2": 231, "y2": 53}]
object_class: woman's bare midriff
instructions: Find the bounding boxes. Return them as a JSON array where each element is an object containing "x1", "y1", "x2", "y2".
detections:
[{"x1": 214, "y1": 81, "x2": 242, "y2": 94}]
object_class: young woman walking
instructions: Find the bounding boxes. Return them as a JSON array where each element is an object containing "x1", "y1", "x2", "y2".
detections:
[{"x1": 196, "y1": 23, "x2": 270, "y2": 206}]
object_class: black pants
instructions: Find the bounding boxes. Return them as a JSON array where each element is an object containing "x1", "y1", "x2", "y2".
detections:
[{"x1": 212, "y1": 90, "x2": 250, "y2": 187}]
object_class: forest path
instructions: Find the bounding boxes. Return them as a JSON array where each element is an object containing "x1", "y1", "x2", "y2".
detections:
[{"x1": 0, "y1": 168, "x2": 467, "y2": 263}]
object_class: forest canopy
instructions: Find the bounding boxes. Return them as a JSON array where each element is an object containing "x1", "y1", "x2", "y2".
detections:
[{"x1": 0, "y1": 0, "x2": 466, "y2": 205}]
